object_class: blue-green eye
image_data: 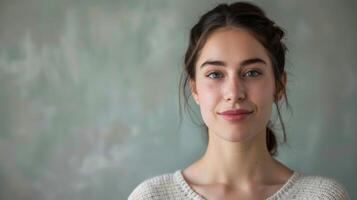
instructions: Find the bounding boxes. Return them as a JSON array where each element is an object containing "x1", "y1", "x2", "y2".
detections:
[
  {"x1": 207, "y1": 71, "x2": 223, "y2": 79},
  {"x1": 243, "y1": 70, "x2": 261, "y2": 78}
]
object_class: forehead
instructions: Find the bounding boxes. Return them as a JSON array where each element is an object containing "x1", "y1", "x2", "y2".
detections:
[{"x1": 196, "y1": 27, "x2": 271, "y2": 67}]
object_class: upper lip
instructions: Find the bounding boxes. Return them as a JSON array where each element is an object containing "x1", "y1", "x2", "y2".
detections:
[{"x1": 218, "y1": 108, "x2": 253, "y2": 115}]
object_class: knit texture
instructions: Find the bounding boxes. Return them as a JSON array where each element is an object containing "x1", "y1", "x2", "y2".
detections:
[{"x1": 128, "y1": 170, "x2": 350, "y2": 200}]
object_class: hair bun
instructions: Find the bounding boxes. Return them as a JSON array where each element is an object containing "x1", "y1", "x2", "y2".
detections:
[
  {"x1": 274, "y1": 25, "x2": 285, "y2": 41},
  {"x1": 229, "y1": 2, "x2": 266, "y2": 17}
]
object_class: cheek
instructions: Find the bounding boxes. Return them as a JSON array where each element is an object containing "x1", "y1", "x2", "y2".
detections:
[
  {"x1": 196, "y1": 83, "x2": 221, "y2": 119},
  {"x1": 249, "y1": 82, "x2": 275, "y2": 118}
]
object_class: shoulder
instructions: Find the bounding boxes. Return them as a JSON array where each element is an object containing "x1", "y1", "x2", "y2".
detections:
[
  {"x1": 128, "y1": 171, "x2": 177, "y2": 200},
  {"x1": 292, "y1": 173, "x2": 350, "y2": 200}
]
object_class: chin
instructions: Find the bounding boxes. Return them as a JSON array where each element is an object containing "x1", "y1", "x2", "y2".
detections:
[
  {"x1": 213, "y1": 128, "x2": 256, "y2": 143},
  {"x1": 221, "y1": 134, "x2": 252, "y2": 143}
]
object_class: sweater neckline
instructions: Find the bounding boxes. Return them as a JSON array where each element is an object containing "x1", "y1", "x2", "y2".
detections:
[{"x1": 174, "y1": 169, "x2": 300, "y2": 200}]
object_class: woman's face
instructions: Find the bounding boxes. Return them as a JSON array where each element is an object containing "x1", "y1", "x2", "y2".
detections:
[{"x1": 190, "y1": 27, "x2": 283, "y2": 142}]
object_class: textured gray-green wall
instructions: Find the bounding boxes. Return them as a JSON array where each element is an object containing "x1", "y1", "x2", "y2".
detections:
[{"x1": 0, "y1": 0, "x2": 356, "y2": 199}]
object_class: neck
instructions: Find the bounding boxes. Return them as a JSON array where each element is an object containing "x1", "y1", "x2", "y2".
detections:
[{"x1": 197, "y1": 128, "x2": 279, "y2": 186}]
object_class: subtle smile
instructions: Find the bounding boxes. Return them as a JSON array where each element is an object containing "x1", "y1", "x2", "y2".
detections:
[{"x1": 217, "y1": 108, "x2": 253, "y2": 121}]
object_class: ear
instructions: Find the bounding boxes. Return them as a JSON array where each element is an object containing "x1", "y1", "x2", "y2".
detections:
[
  {"x1": 275, "y1": 71, "x2": 287, "y2": 102},
  {"x1": 189, "y1": 79, "x2": 200, "y2": 105}
]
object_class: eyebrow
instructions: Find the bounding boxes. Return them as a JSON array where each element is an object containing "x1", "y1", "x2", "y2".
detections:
[{"x1": 200, "y1": 58, "x2": 266, "y2": 69}]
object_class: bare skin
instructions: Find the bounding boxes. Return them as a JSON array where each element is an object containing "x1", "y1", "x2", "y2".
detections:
[
  {"x1": 184, "y1": 27, "x2": 292, "y2": 200},
  {"x1": 182, "y1": 136, "x2": 293, "y2": 199}
]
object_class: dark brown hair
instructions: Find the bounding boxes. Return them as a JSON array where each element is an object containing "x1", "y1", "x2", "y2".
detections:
[{"x1": 178, "y1": 2, "x2": 290, "y2": 156}]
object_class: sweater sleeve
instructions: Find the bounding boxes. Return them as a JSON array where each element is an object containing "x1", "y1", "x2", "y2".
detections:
[
  {"x1": 323, "y1": 178, "x2": 350, "y2": 200},
  {"x1": 127, "y1": 173, "x2": 176, "y2": 200},
  {"x1": 295, "y1": 175, "x2": 351, "y2": 200}
]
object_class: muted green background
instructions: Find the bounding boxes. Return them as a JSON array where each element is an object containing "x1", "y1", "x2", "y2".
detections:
[{"x1": 0, "y1": 0, "x2": 356, "y2": 199}]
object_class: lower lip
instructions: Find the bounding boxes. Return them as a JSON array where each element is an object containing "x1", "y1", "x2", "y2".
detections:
[{"x1": 219, "y1": 113, "x2": 252, "y2": 121}]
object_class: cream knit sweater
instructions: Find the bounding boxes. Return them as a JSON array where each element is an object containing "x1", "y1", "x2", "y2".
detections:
[{"x1": 128, "y1": 170, "x2": 350, "y2": 200}]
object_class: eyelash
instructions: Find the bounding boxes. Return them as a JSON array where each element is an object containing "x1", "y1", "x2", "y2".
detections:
[{"x1": 206, "y1": 70, "x2": 262, "y2": 79}]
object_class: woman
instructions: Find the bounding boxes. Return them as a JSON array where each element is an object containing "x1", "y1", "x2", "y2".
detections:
[{"x1": 128, "y1": 2, "x2": 350, "y2": 199}]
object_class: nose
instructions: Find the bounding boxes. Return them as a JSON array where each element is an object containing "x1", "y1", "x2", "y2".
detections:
[{"x1": 223, "y1": 75, "x2": 246, "y2": 102}]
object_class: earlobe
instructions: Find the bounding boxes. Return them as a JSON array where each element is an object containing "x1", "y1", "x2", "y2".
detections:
[
  {"x1": 276, "y1": 89, "x2": 284, "y2": 102},
  {"x1": 189, "y1": 79, "x2": 200, "y2": 105},
  {"x1": 275, "y1": 72, "x2": 287, "y2": 102}
]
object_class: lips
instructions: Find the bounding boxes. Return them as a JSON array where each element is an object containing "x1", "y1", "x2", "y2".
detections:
[
  {"x1": 218, "y1": 108, "x2": 253, "y2": 115},
  {"x1": 218, "y1": 108, "x2": 253, "y2": 121}
]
